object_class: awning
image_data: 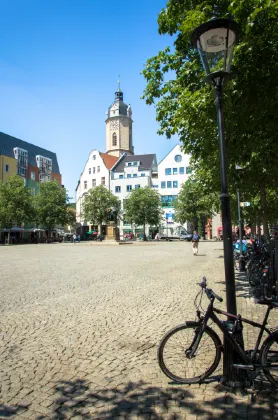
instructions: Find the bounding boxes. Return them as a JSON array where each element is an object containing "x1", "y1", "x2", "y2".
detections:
[{"x1": 87, "y1": 230, "x2": 97, "y2": 234}]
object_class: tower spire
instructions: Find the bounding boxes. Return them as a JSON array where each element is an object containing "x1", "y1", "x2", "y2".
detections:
[{"x1": 115, "y1": 76, "x2": 123, "y2": 101}]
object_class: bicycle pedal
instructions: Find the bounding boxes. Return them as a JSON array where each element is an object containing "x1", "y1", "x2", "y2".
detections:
[{"x1": 233, "y1": 364, "x2": 254, "y2": 371}]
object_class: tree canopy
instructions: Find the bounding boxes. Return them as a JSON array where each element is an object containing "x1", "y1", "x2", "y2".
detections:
[
  {"x1": 35, "y1": 181, "x2": 69, "y2": 232},
  {"x1": 124, "y1": 186, "x2": 163, "y2": 236},
  {"x1": 82, "y1": 185, "x2": 121, "y2": 227},
  {"x1": 174, "y1": 178, "x2": 219, "y2": 231},
  {"x1": 142, "y1": 0, "x2": 278, "y2": 237},
  {"x1": 0, "y1": 175, "x2": 34, "y2": 229}
]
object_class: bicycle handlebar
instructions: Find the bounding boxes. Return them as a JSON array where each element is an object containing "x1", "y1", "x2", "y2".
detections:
[{"x1": 198, "y1": 276, "x2": 223, "y2": 302}]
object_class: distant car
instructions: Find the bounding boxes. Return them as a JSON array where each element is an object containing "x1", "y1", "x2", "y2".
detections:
[{"x1": 179, "y1": 232, "x2": 193, "y2": 241}]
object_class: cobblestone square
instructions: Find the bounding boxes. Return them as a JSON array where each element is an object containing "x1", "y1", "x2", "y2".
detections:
[{"x1": 0, "y1": 242, "x2": 277, "y2": 419}]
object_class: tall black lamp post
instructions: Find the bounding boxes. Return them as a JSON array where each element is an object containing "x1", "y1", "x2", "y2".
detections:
[{"x1": 192, "y1": 18, "x2": 241, "y2": 384}]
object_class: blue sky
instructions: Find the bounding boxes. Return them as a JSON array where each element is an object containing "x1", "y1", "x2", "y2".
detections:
[{"x1": 0, "y1": 0, "x2": 179, "y2": 198}]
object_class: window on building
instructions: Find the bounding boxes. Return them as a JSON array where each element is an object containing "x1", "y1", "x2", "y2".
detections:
[
  {"x1": 165, "y1": 168, "x2": 171, "y2": 175},
  {"x1": 135, "y1": 184, "x2": 140, "y2": 189},
  {"x1": 119, "y1": 174, "x2": 124, "y2": 179},
  {"x1": 173, "y1": 168, "x2": 178, "y2": 175},
  {"x1": 175, "y1": 155, "x2": 182, "y2": 163},
  {"x1": 167, "y1": 181, "x2": 172, "y2": 188},
  {"x1": 127, "y1": 162, "x2": 132, "y2": 167},
  {"x1": 5, "y1": 164, "x2": 9, "y2": 172},
  {"x1": 161, "y1": 195, "x2": 178, "y2": 207},
  {"x1": 97, "y1": 166, "x2": 100, "y2": 172},
  {"x1": 141, "y1": 173, "x2": 145, "y2": 177},
  {"x1": 133, "y1": 174, "x2": 137, "y2": 178},
  {"x1": 152, "y1": 185, "x2": 158, "y2": 188},
  {"x1": 89, "y1": 168, "x2": 91, "y2": 174},
  {"x1": 186, "y1": 167, "x2": 192, "y2": 174},
  {"x1": 126, "y1": 185, "x2": 132, "y2": 192},
  {"x1": 173, "y1": 181, "x2": 178, "y2": 188},
  {"x1": 134, "y1": 162, "x2": 138, "y2": 166},
  {"x1": 93, "y1": 155, "x2": 96, "y2": 160},
  {"x1": 115, "y1": 186, "x2": 121, "y2": 193},
  {"x1": 179, "y1": 167, "x2": 185, "y2": 174},
  {"x1": 93, "y1": 167, "x2": 95, "y2": 174},
  {"x1": 18, "y1": 167, "x2": 27, "y2": 177},
  {"x1": 84, "y1": 181, "x2": 87, "y2": 189},
  {"x1": 127, "y1": 174, "x2": 131, "y2": 178},
  {"x1": 92, "y1": 179, "x2": 96, "y2": 187},
  {"x1": 101, "y1": 177, "x2": 105, "y2": 185},
  {"x1": 112, "y1": 133, "x2": 117, "y2": 146},
  {"x1": 161, "y1": 181, "x2": 166, "y2": 189},
  {"x1": 31, "y1": 171, "x2": 35, "y2": 180}
]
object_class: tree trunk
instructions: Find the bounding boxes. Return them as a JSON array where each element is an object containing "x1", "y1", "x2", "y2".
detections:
[
  {"x1": 143, "y1": 223, "x2": 147, "y2": 241},
  {"x1": 260, "y1": 183, "x2": 270, "y2": 240},
  {"x1": 257, "y1": 214, "x2": 261, "y2": 243}
]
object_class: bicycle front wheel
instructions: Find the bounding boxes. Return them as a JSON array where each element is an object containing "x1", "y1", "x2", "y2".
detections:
[
  {"x1": 158, "y1": 323, "x2": 222, "y2": 384},
  {"x1": 261, "y1": 332, "x2": 278, "y2": 388}
]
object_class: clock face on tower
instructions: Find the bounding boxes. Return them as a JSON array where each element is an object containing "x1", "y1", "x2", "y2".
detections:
[{"x1": 110, "y1": 120, "x2": 119, "y2": 130}]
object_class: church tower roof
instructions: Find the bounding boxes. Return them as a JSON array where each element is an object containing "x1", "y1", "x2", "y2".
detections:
[{"x1": 106, "y1": 81, "x2": 129, "y2": 119}]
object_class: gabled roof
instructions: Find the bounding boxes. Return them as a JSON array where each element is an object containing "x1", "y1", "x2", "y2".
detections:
[
  {"x1": 0, "y1": 131, "x2": 60, "y2": 174},
  {"x1": 112, "y1": 154, "x2": 155, "y2": 173},
  {"x1": 158, "y1": 144, "x2": 180, "y2": 166},
  {"x1": 99, "y1": 153, "x2": 119, "y2": 170}
]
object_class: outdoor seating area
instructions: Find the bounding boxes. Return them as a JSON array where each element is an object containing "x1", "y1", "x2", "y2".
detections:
[{"x1": 0, "y1": 228, "x2": 65, "y2": 245}]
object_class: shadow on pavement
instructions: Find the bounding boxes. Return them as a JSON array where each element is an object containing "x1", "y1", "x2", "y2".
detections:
[
  {"x1": 0, "y1": 402, "x2": 30, "y2": 418},
  {"x1": 33, "y1": 378, "x2": 278, "y2": 419},
  {"x1": 235, "y1": 272, "x2": 264, "y2": 300}
]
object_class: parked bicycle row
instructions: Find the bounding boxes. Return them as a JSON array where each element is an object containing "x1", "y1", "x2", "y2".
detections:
[{"x1": 234, "y1": 239, "x2": 277, "y2": 300}]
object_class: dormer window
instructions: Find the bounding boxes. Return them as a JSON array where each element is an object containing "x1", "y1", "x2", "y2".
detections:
[
  {"x1": 112, "y1": 133, "x2": 117, "y2": 146},
  {"x1": 125, "y1": 161, "x2": 140, "y2": 167}
]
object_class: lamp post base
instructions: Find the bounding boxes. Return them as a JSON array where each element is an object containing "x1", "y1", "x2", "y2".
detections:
[{"x1": 239, "y1": 256, "x2": 246, "y2": 272}]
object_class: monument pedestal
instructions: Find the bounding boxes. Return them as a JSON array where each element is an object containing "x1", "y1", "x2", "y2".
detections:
[{"x1": 106, "y1": 223, "x2": 119, "y2": 242}]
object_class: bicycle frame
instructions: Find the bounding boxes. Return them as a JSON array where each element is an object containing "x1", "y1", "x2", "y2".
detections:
[{"x1": 199, "y1": 299, "x2": 272, "y2": 365}]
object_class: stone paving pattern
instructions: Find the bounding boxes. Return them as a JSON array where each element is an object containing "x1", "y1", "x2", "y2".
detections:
[{"x1": 0, "y1": 241, "x2": 277, "y2": 419}]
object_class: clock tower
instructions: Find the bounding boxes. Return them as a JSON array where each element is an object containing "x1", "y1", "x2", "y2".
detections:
[{"x1": 106, "y1": 83, "x2": 134, "y2": 157}]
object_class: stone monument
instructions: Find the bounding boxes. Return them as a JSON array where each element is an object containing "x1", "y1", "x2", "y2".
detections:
[{"x1": 106, "y1": 208, "x2": 119, "y2": 241}]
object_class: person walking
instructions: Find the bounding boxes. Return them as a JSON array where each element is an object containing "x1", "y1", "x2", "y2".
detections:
[
  {"x1": 192, "y1": 230, "x2": 200, "y2": 256},
  {"x1": 73, "y1": 234, "x2": 76, "y2": 244}
]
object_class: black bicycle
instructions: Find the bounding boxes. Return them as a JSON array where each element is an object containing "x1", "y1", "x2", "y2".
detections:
[{"x1": 158, "y1": 277, "x2": 278, "y2": 387}]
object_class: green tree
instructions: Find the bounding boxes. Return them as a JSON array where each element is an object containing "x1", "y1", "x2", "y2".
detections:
[
  {"x1": 124, "y1": 187, "x2": 163, "y2": 239},
  {"x1": 142, "y1": 0, "x2": 278, "y2": 239},
  {"x1": 0, "y1": 175, "x2": 35, "y2": 241},
  {"x1": 82, "y1": 185, "x2": 121, "y2": 231},
  {"x1": 35, "y1": 181, "x2": 68, "y2": 236},
  {"x1": 174, "y1": 178, "x2": 218, "y2": 235},
  {"x1": 66, "y1": 206, "x2": 76, "y2": 231}
]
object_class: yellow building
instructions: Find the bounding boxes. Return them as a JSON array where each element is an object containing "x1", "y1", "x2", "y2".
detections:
[{"x1": 0, "y1": 155, "x2": 18, "y2": 182}]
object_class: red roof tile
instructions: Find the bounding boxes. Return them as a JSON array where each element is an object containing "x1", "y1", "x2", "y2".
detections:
[{"x1": 99, "y1": 153, "x2": 119, "y2": 170}]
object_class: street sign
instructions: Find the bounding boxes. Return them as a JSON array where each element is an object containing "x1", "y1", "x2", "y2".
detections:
[{"x1": 240, "y1": 202, "x2": 250, "y2": 207}]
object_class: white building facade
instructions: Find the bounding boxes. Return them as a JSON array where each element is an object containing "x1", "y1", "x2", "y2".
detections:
[
  {"x1": 110, "y1": 153, "x2": 158, "y2": 238},
  {"x1": 75, "y1": 150, "x2": 118, "y2": 235},
  {"x1": 158, "y1": 144, "x2": 193, "y2": 236}
]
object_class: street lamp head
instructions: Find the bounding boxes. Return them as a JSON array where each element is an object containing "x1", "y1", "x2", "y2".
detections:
[{"x1": 191, "y1": 18, "x2": 239, "y2": 84}]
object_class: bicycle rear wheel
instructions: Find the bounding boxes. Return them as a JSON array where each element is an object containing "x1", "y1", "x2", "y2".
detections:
[
  {"x1": 261, "y1": 332, "x2": 278, "y2": 388},
  {"x1": 158, "y1": 323, "x2": 222, "y2": 384}
]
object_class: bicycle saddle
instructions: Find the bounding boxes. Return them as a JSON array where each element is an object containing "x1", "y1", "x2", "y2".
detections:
[{"x1": 256, "y1": 299, "x2": 278, "y2": 307}]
